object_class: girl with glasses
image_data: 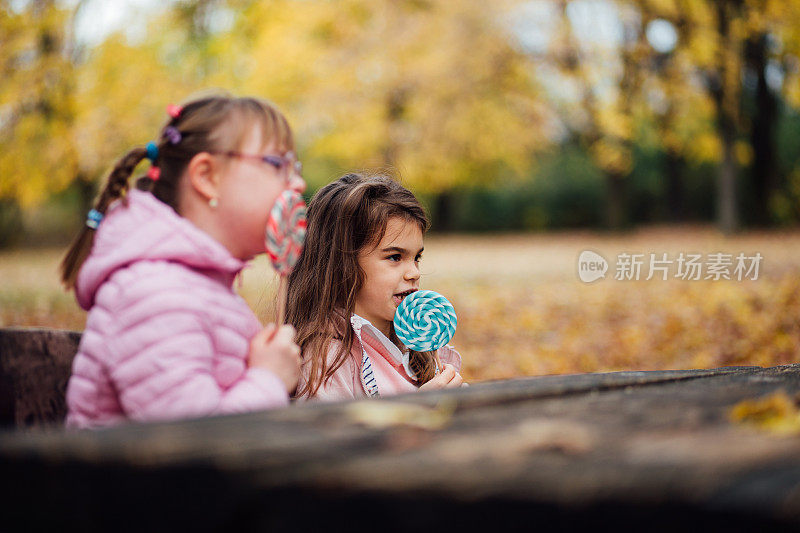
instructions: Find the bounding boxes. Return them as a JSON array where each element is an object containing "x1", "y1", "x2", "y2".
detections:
[{"x1": 61, "y1": 94, "x2": 305, "y2": 428}]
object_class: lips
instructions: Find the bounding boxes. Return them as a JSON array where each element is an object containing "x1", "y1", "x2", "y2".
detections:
[{"x1": 392, "y1": 288, "x2": 418, "y2": 307}]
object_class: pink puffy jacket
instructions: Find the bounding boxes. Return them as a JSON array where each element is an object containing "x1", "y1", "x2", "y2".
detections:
[{"x1": 66, "y1": 190, "x2": 288, "y2": 429}]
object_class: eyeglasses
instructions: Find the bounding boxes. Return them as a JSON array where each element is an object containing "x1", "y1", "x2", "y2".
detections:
[{"x1": 211, "y1": 150, "x2": 302, "y2": 181}]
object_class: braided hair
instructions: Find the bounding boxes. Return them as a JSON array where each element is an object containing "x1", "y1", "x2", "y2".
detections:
[{"x1": 60, "y1": 93, "x2": 294, "y2": 289}]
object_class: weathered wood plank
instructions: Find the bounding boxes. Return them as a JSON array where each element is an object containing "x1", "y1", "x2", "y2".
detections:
[
  {"x1": 2, "y1": 365, "x2": 800, "y2": 530},
  {"x1": 0, "y1": 327, "x2": 80, "y2": 427},
  {"x1": 1, "y1": 327, "x2": 800, "y2": 531}
]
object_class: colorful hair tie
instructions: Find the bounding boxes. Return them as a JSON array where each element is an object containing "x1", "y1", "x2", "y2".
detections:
[
  {"x1": 86, "y1": 209, "x2": 103, "y2": 230},
  {"x1": 147, "y1": 166, "x2": 161, "y2": 181},
  {"x1": 145, "y1": 142, "x2": 159, "y2": 162},
  {"x1": 166, "y1": 104, "x2": 183, "y2": 119},
  {"x1": 163, "y1": 126, "x2": 182, "y2": 145}
]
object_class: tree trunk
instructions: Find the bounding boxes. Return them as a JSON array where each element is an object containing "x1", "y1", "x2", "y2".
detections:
[
  {"x1": 717, "y1": 130, "x2": 738, "y2": 234},
  {"x1": 712, "y1": 1, "x2": 740, "y2": 235},
  {"x1": 665, "y1": 150, "x2": 686, "y2": 222},
  {"x1": 433, "y1": 192, "x2": 454, "y2": 232},
  {"x1": 606, "y1": 172, "x2": 626, "y2": 230},
  {"x1": 746, "y1": 32, "x2": 778, "y2": 226},
  {"x1": 0, "y1": 200, "x2": 24, "y2": 248}
]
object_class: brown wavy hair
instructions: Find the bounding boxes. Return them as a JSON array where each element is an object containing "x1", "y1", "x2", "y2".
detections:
[
  {"x1": 60, "y1": 92, "x2": 294, "y2": 289},
  {"x1": 287, "y1": 173, "x2": 437, "y2": 398}
]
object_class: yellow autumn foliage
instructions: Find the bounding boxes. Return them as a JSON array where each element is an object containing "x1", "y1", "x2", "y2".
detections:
[
  {"x1": 3, "y1": 0, "x2": 800, "y2": 206},
  {"x1": 731, "y1": 391, "x2": 800, "y2": 436}
]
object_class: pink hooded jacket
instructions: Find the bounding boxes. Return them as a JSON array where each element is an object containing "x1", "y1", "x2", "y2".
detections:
[
  {"x1": 299, "y1": 314, "x2": 462, "y2": 402},
  {"x1": 66, "y1": 189, "x2": 288, "y2": 429}
]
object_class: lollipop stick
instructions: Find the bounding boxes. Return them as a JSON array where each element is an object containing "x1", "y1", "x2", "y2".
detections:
[
  {"x1": 267, "y1": 276, "x2": 288, "y2": 343},
  {"x1": 276, "y1": 276, "x2": 288, "y2": 326}
]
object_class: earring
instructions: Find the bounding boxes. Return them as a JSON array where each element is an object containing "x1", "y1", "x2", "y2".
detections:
[{"x1": 209, "y1": 197, "x2": 219, "y2": 208}]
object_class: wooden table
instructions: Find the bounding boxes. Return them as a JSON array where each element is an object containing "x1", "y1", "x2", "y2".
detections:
[{"x1": 2, "y1": 363, "x2": 800, "y2": 531}]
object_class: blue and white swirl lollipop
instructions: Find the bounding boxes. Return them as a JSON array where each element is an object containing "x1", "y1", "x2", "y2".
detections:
[{"x1": 393, "y1": 290, "x2": 457, "y2": 352}]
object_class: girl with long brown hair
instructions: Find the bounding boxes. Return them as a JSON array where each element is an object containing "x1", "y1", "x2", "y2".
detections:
[
  {"x1": 61, "y1": 94, "x2": 304, "y2": 428},
  {"x1": 287, "y1": 173, "x2": 463, "y2": 400}
]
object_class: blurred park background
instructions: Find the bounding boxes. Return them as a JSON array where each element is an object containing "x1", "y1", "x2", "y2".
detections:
[{"x1": 2, "y1": 0, "x2": 800, "y2": 381}]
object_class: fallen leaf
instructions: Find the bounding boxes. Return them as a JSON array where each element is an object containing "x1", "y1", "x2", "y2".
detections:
[
  {"x1": 345, "y1": 399, "x2": 456, "y2": 430},
  {"x1": 730, "y1": 390, "x2": 800, "y2": 436}
]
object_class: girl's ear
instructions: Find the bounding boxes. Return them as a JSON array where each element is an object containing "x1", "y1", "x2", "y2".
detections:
[{"x1": 186, "y1": 152, "x2": 220, "y2": 202}]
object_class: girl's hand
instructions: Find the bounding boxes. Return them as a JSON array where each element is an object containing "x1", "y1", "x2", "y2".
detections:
[
  {"x1": 419, "y1": 363, "x2": 463, "y2": 391},
  {"x1": 248, "y1": 324, "x2": 302, "y2": 393}
]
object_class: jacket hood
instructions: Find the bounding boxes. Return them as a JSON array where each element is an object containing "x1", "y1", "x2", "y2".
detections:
[
  {"x1": 350, "y1": 313, "x2": 417, "y2": 380},
  {"x1": 75, "y1": 189, "x2": 246, "y2": 310}
]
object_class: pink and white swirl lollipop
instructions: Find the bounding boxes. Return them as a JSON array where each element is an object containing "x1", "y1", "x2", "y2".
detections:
[
  {"x1": 266, "y1": 190, "x2": 306, "y2": 276},
  {"x1": 265, "y1": 190, "x2": 307, "y2": 324}
]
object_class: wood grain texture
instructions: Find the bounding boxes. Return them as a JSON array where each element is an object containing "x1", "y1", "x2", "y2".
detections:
[
  {"x1": 1, "y1": 327, "x2": 799, "y2": 531},
  {"x1": 0, "y1": 327, "x2": 80, "y2": 427}
]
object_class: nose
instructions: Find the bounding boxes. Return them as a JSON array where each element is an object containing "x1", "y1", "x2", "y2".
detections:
[
  {"x1": 404, "y1": 260, "x2": 420, "y2": 282},
  {"x1": 288, "y1": 174, "x2": 306, "y2": 195}
]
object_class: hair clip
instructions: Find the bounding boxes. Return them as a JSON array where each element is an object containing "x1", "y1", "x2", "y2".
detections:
[
  {"x1": 145, "y1": 142, "x2": 159, "y2": 162},
  {"x1": 163, "y1": 126, "x2": 182, "y2": 145},
  {"x1": 166, "y1": 104, "x2": 183, "y2": 119},
  {"x1": 147, "y1": 166, "x2": 161, "y2": 181},
  {"x1": 86, "y1": 209, "x2": 103, "y2": 230}
]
